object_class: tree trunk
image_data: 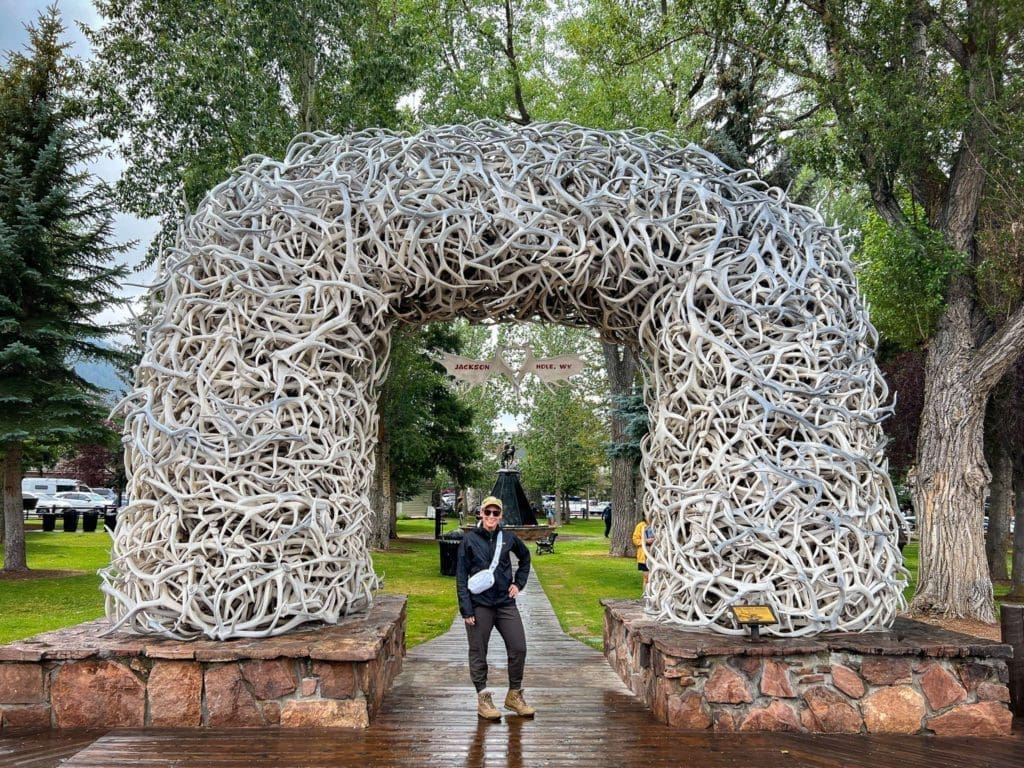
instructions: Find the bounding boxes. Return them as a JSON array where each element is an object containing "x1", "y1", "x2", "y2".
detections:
[
  {"x1": 388, "y1": 469, "x2": 399, "y2": 540},
  {"x1": 910, "y1": 289, "x2": 997, "y2": 621},
  {"x1": 1008, "y1": 453, "x2": 1024, "y2": 600},
  {"x1": 602, "y1": 341, "x2": 640, "y2": 557},
  {"x1": 556, "y1": 491, "x2": 569, "y2": 525},
  {"x1": 3, "y1": 442, "x2": 28, "y2": 572},
  {"x1": 367, "y1": 429, "x2": 391, "y2": 550},
  {"x1": 985, "y1": 435, "x2": 1011, "y2": 581}
]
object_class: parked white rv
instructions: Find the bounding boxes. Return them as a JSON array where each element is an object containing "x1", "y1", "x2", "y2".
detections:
[{"x1": 21, "y1": 477, "x2": 82, "y2": 495}]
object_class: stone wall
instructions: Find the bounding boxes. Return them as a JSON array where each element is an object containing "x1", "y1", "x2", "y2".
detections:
[
  {"x1": 603, "y1": 599, "x2": 1013, "y2": 736},
  {"x1": 0, "y1": 595, "x2": 405, "y2": 732}
]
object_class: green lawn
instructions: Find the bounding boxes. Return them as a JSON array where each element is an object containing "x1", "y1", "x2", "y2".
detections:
[
  {"x1": 0, "y1": 519, "x2": 462, "y2": 646},
  {"x1": 0, "y1": 530, "x2": 111, "y2": 643},
  {"x1": 0, "y1": 522, "x2": 1014, "y2": 648},
  {"x1": 528, "y1": 519, "x2": 641, "y2": 648},
  {"x1": 374, "y1": 518, "x2": 460, "y2": 646}
]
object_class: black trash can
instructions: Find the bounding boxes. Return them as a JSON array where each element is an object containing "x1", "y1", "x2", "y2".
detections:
[
  {"x1": 82, "y1": 511, "x2": 99, "y2": 533},
  {"x1": 62, "y1": 510, "x2": 79, "y2": 533},
  {"x1": 439, "y1": 530, "x2": 464, "y2": 576},
  {"x1": 104, "y1": 510, "x2": 118, "y2": 532},
  {"x1": 41, "y1": 513, "x2": 57, "y2": 532}
]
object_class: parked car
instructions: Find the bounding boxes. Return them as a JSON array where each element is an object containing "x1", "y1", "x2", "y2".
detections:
[
  {"x1": 54, "y1": 491, "x2": 112, "y2": 510},
  {"x1": 91, "y1": 488, "x2": 118, "y2": 504},
  {"x1": 28, "y1": 493, "x2": 75, "y2": 514}
]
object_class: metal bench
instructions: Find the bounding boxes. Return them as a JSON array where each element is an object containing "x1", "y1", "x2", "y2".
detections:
[{"x1": 535, "y1": 531, "x2": 558, "y2": 555}]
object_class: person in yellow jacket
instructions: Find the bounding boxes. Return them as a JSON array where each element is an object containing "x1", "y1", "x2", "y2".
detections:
[{"x1": 632, "y1": 517, "x2": 654, "y2": 587}]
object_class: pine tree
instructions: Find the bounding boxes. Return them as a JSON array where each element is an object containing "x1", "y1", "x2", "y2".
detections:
[{"x1": 0, "y1": 8, "x2": 129, "y2": 572}]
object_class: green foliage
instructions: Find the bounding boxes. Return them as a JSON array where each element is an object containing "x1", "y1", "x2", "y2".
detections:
[
  {"x1": 976, "y1": 174, "x2": 1024, "y2": 322},
  {"x1": 607, "y1": 390, "x2": 648, "y2": 464},
  {"x1": 553, "y1": 0, "x2": 700, "y2": 133},
  {"x1": 0, "y1": 8, "x2": 129, "y2": 449},
  {"x1": 414, "y1": 0, "x2": 555, "y2": 125},
  {"x1": 858, "y1": 215, "x2": 964, "y2": 349},
  {"x1": 520, "y1": 384, "x2": 605, "y2": 497},
  {"x1": 87, "y1": 0, "x2": 428, "y2": 260},
  {"x1": 379, "y1": 324, "x2": 481, "y2": 498}
]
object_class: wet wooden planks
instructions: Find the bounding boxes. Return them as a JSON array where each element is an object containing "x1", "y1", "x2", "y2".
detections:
[
  {"x1": 54, "y1": 724, "x2": 1024, "y2": 768},
  {"x1": 6, "y1": 571, "x2": 1024, "y2": 767},
  {"x1": 0, "y1": 731, "x2": 101, "y2": 768}
]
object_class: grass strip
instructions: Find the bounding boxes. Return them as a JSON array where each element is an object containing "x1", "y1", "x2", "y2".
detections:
[{"x1": 1, "y1": 522, "x2": 1015, "y2": 647}]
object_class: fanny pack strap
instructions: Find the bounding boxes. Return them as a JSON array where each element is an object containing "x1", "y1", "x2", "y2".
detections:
[{"x1": 488, "y1": 532, "x2": 503, "y2": 573}]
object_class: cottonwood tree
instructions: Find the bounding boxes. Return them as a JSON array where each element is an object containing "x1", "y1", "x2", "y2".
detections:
[
  {"x1": 414, "y1": 0, "x2": 556, "y2": 125},
  {"x1": 975, "y1": 169, "x2": 1024, "y2": 589},
  {"x1": 87, "y1": 0, "x2": 426, "y2": 257},
  {"x1": 602, "y1": 343, "x2": 641, "y2": 555},
  {"x1": 0, "y1": 9, "x2": 128, "y2": 570},
  {"x1": 631, "y1": 0, "x2": 1024, "y2": 622}
]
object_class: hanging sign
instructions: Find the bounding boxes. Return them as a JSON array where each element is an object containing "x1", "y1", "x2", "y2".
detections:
[{"x1": 434, "y1": 344, "x2": 584, "y2": 390}]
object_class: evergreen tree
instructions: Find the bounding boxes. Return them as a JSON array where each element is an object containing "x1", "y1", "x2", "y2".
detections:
[
  {"x1": 0, "y1": 8, "x2": 129, "y2": 571},
  {"x1": 371, "y1": 324, "x2": 482, "y2": 544}
]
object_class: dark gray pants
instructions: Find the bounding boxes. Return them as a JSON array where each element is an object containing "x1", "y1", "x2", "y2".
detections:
[{"x1": 465, "y1": 603, "x2": 527, "y2": 692}]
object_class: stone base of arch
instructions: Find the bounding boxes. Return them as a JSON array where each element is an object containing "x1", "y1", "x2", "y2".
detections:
[
  {"x1": 603, "y1": 600, "x2": 1013, "y2": 736},
  {"x1": 0, "y1": 595, "x2": 405, "y2": 732}
]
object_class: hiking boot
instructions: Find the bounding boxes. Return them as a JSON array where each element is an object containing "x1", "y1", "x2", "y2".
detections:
[
  {"x1": 504, "y1": 688, "x2": 536, "y2": 717},
  {"x1": 477, "y1": 691, "x2": 501, "y2": 720}
]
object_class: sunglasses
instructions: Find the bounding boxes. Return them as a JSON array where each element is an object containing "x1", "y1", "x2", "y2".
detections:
[{"x1": 481, "y1": 508, "x2": 502, "y2": 517}]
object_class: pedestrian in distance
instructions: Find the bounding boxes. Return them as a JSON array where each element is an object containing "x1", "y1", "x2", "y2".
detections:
[
  {"x1": 456, "y1": 495, "x2": 536, "y2": 720},
  {"x1": 602, "y1": 503, "x2": 612, "y2": 537}
]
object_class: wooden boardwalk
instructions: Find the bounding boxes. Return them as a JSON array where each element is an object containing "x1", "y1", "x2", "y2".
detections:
[{"x1": 3, "y1": 571, "x2": 1023, "y2": 767}]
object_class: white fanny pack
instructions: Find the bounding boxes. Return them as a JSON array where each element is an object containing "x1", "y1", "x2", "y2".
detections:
[{"x1": 468, "y1": 532, "x2": 503, "y2": 594}]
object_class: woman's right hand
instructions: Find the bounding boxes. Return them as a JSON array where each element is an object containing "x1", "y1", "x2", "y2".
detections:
[{"x1": 465, "y1": 616, "x2": 476, "y2": 626}]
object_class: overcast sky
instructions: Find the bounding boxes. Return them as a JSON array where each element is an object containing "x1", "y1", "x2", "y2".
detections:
[{"x1": 3, "y1": 1, "x2": 159, "y2": 328}]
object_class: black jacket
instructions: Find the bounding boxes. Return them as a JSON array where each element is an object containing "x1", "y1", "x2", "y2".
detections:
[{"x1": 456, "y1": 524, "x2": 531, "y2": 617}]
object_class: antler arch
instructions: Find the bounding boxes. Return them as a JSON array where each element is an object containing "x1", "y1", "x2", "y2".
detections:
[{"x1": 104, "y1": 122, "x2": 905, "y2": 639}]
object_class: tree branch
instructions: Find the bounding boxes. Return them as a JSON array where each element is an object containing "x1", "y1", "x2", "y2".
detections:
[
  {"x1": 503, "y1": 0, "x2": 530, "y2": 125},
  {"x1": 910, "y1": 2, "x2": 968, "y2": 67},
  {"x1": 971, "y1": 302, "x2": 1024, "y2": 395},
  {"x1": 613, "y1": 34, "x2": 688, "y2": 69}
]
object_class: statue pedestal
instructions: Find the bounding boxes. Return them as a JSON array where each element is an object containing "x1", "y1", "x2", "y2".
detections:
[
  {"x1": 0, "y1": 595, "x2": 405, "y2": 732},
  {"x1": 489, "y1": 468, "x2": 537, "y2": 526},
  {"x1": 602, "y1": 599, "x2": 1013, "y2": 736}
]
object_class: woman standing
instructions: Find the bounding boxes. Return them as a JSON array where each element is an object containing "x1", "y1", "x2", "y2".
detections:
[{"x1": 456, "y1": 496, "x2": 535, "y2": 720}]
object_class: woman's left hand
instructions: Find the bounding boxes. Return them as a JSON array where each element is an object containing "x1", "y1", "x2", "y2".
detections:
[{"x1": 508, "y1": 584, "x2": 519, "y2": 598}]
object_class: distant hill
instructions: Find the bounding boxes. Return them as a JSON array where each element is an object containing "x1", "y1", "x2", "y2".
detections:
[{"x1": 75, "y1": 348, "x2": 130, "y2": 404}]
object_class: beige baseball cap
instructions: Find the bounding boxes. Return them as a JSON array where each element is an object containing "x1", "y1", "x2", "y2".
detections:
[{"x1": 480, "y1": 496, "x2": 503, "y2": 512}]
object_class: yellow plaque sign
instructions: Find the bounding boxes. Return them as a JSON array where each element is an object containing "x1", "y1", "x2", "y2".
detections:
[{"x1": 730, "y1": 605, "x2": 777, "y2": 625}]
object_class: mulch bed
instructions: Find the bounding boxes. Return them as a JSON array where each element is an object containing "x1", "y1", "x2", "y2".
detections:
[{"x1": 905, "y1": 614, "x2": 1002, "y2": 642}]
